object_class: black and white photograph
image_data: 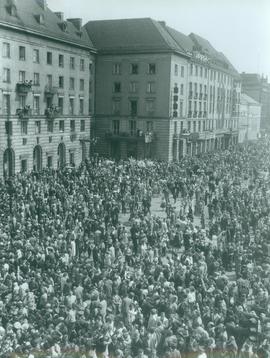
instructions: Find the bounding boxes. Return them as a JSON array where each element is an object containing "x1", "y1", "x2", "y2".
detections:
[{"x1": 0, "y1": 0, "x2": 270, "y2": 357}]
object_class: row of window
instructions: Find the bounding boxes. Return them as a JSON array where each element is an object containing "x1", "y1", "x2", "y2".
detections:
[
  {"x1": 2, "y1": 42, "x2": 88, "y2": 71},
  {"x1": 189, "y1": 63, "x2": 233, "y2": 85},
  {"x1": 2, "y1": 94, "x2": 86, "y2": 116},
  {"x1": 111, "y1": 119, "x2": 154, "y2": 135},
  {"x1": 112, "y1": 98, "x2": 157, "y2": 116},
  {"x1": 2, "y1": 69, "x2": 87, "y2": 92},
  {"x1": 113, "y1": 63, "x2": 157, "y2": 75},
  {"x1": 17, "y1": 154, "x2": 76, "y2": 173},
  {"x1": 5, "y1": 119, "x2": 86, "y2": 136}
]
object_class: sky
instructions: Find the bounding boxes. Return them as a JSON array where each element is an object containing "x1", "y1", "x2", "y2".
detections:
[{"x1": 47, "y1": 0, "x2": 270, "y2": 79}]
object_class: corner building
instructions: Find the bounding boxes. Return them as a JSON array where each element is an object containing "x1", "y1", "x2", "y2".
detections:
[
  {"x1": 85, "y1": 18, "x2": 241, "y2": 161},
  {"x1": 0, "y1": 0, "x2": 95, "y2": 177}
]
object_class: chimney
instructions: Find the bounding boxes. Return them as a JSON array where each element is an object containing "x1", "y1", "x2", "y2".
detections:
[
  {"x1": 54, "y1": 12, "x2": 64, "y2": 21},
  {"x1": 36, "y1": 0, "x2": 47, "y2": 10},
  {"x1": 67, "y1": 18, "x2": 82, "y2": 31},
  {"x1": 158, "y1": 21, "x2": 166, "y2": 27}
]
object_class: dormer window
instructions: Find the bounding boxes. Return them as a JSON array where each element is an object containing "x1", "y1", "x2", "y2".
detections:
[
  {"x1": 59, "y1": 21, "x2": 68, "y2": 32},
  {"x1": 35, "y1": 14, "x2": 45, "y2": 24}
]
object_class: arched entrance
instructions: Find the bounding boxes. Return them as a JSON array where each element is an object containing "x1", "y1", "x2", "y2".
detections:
[
  {"x1": 3, "y1": 148, "x2": 15, "y2": 178},
  {"x1": 58, "y1": 142, "x2": 66, "y2": 167},
  {"x1": 33, "y1": 145, "x2": 42, "y2": 172}
]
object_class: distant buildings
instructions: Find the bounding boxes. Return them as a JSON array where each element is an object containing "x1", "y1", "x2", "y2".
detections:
[
  {"x1": 239, "y1": 93, "x2": 261, "y2": 143},
  {"x1": 85, "y1": 18, "x2": 241, "y2": 161},
  {"x1": 0, "y1": 0, "x2": 95, "y2": 177},
  {"x1": 1, "y1": 0, "x2": 264, "y2": 174},
  {"x1": 241, "y1": 73, "x2": 270, "y2": 133}
]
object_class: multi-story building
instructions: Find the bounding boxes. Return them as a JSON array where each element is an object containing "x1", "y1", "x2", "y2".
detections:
[
  {"x1": 85, "y1": 18, "x2": 241, "y2": 161},
  {"x1": 0, "y1": 0, "x2": 95, "y2": 177},
  {"x1": 241, "y1": 73, "x2": 270, "y2": 133},
  {"x1": 239, "y1": 93, "x2": 261, "y2": 143}
]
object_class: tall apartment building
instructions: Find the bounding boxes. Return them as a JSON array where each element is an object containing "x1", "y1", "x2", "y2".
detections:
[
  {"x1": 85, "y1": 18, "x2": 241, "y2": 161},
  {"x1": 0, "y1": 0, "x2": 95, "y2": 177},
  {"x1": 241, "y1": 73, "x2": 270, "y2": 133},
  {"x1": 238, "y1": 93, "x2": 261, "y2": 143}
]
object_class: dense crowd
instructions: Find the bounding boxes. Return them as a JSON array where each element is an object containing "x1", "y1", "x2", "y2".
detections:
[{"x1": 0, "y1": 139, "x2": 270, "y2": 358}]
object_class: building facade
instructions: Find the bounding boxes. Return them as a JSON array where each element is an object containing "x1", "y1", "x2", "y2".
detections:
[
  {"x1": 85, "y1": 18, "x2": 241, "y2": 161},
  {"x1": 241, "y1": 73, "x2": 270, "y2": 133},
  {"x1": 0, "y1": 0, "x2": 95, "y2": 177},
  {"x1": 239, "y1": 93, "x2": 261, "y2": 143}
]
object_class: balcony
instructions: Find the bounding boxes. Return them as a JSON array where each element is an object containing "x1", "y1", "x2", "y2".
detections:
[
  {"x1": 179, "y1": 129, "x2": 191, "y2": 138},
  {"x1": 105, "y1": 130, "x2": 155, "y2": 142},
  {"x1": 194, "y1": 92, "x2": 198, "y2": 99},
  {"x1": 44, "y1": 85, "x2": 58, "y2": 96},
  {"x1": 16, "y1": 106, "x2": 31, "y2": 120},
  {"x1": 45, "y1": 106, "x2": 59, "y2": 119},
  {"x1": 16, "y1": 81, "x2": 32, "y2": 93}
]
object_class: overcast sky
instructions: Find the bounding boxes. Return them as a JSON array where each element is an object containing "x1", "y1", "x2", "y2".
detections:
[{"x1": 47, "y1": 0, "x2": 270, "y2": 79}]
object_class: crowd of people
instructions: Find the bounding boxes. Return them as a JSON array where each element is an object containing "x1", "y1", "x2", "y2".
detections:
[{"x1": 0, "y1": 139, "x2": 270, "y2": 358}]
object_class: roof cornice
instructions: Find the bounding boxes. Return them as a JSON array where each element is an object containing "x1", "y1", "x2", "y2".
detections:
[
  {"x1": 96, "y1": 48, "x2": 191, "y2": 58},
  {"x1": 0, "y1": 21, "x2": 97, "y2": 53}
]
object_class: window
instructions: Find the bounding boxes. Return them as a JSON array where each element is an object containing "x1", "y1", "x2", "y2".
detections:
[
  {"x1": 35, "y1": 121, "x2": 41, "y2": 134},
  {"x1": 190, "y1": 64, "x2": 193, "y2": 76},
  {"x1": 47, "y1": 156, "x2": 53, "y2": 168},
  {"x1": 181, "y1": 66, "x2": 184, "y2": 77},
  {"x1": 193, "y1": 121, "x2": 196, "y2": 132},
  {"x1": 69, "y1": 152, "x2": 75, "y2": 165},
  {"x1": 130, "y1": 100, "x2": 138, "y2": 116},
  {"x1": 33, "y1": 49, "x2": 39, "y2": 63},
  {"x1": 146, "y1": 99, "x2": 155, "y2": 113},
  {"x1": 69, "y1": 77, "x2": 75, "y2": 90},
  {"x1": 3, "y1": 68, "x2": 11, "y2": 83},
  {"x1": 180, "y1": 121, "x2": 183, "y2": 132},
  {"x1": 19, "y1": 70, "x2": 26, "y2": 82},
  {"x1": 195, "y1": 66, "x2": 198, "y2": 76},
  {"x1": 3, "y1": 43, "x2": 10, "y2": 58},
  {"x1": 80, "y1": 59, "x2": 85, "y2": 71},
  {"x1": 147, "y1": 82, "x2": 155, "y2": 93},
  {"x1": 147, "y1": 121, "x2": 153, "y2": 132},
  {"x1": 79, "y1": 99, "x2": 84, "y2": 114},
  {"x1": 19, "y1": 46, "x2": 26, "y2": 61},
  {"x1": 47, "y1": 121, "x2": 53, "y2": 133},
  {"x1": 21, "y1": 121, "x2": 28, "y2": 135},
  {"x1": 47, "y1": 74, "x2": 52, "y2": 86},
  {"x1": 59, "y1": 54, "x2": 64, "y2": 67},
  {"x1": 113, "y1": 63, "x2": 121, "y2": 75},
  {"x1": 47, "y1": 51, "x2": 52, "y2": 65},
  {"x1": 80, "y1": 79, "x2": 84, "y2": 91},
  {"x1": 33, "y1": 73, "x2": 40, "y2": 86},
  {"x1": 174, "y1": 121, "x2": 177, "y2": 133},
  {"x1": 148, "y1": 63, "x2": 156, "y2": 74},
  {"x1": 3, "y1": 94, "x2": 10, "y2": 114},
  {"x1": 89, "y1": 63, "x2": 93, "y2": 74},
  {"x1": 69, "y1": 98, "x2": 74, "y2": 114},
  {"x1": 70, "y1": 120, "x2": 75, "y2": 132},
  {"x1": 129, "y1": 120, "x2": 136, "y2": 135},
  {"x1": 80, "y1": 119, "x2": 85, "y2": 132},
  {"x1": 174, "y1": 64, "x2": 178, "y2": 76},
  {"x1": 113, "y1": 82, "x2": 121, "y2": 93},
  {"x1": 58, "y1": 97, "x2": 64, "y2": 114},
  {"x1": 46, "y1": 96, "x2": 52, "y2": 108},
  {"x1": 59, "y1": 76, "x2": 64, "y2": 89},
  {"x1": 205, "y1": 68, "x2": 207, "y2": 78},
  {"x1": 180, "y1": 84, "x2": 184, "y2": 95},
  {"x1": 112, "y1": 120, "x2": 120, "y2": 134},
  {"x1": 200, "y1": 67, "x2": 203, "y2": 77},
  {"x1": 188, "y1": 121, "x2": 191, "y2": 131},
  {"x1": 112, "y1": 100, "x2": 121, "y2": 114},
  {"x1": 89, "y1": 81, "x2": 93, "y2": 93},
  {"x1": 129, "y1": 82, "x2": 137, "y2": 93},
  {"x1": 179, "y1": 100, "x2": 183, "y2": 117},
  {"x1": 21, "y1": 160, "x2": 27, "y2": 172},
  {"x1": 33, "y1": 96, "x2": 40, "y2": 115},
  {"x1": 19, "y1": 95, "x2": 26, "y2": 109},
  {"x1": 5, "y1": 121, "x2": 12, "y2": 135},
  {"x1": 23, "y1": 138, "x2": 27, "y2": 145},
  {"x1": 70, "y1": 57, "x2": 75, "y2": 69},
  {"x1": 131, "y1": 63, "x2": 139, "y2": 74},
  {"x1": 198, "y1": 121, "x2": 201, "y2": 132},
  {"x1": 59, "y1": 120, "x2": 65, "y2": 132}
]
